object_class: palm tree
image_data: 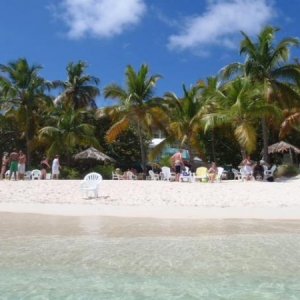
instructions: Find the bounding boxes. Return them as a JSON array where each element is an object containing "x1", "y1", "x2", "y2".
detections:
[
  {"x1": 202, "y1": 77, "x2": 282, "y2": 155},
  {"x1": 96, "y1": 63, "x2": 163, "y2": 172},
  {"x1": 198, "y1": 76, "x2": 225, "y2": 162},
  {"x1": 37, "y1": 105, "x2": 100, "y2": 166},
  {"x1": 54, "y1": 61, "x2": 100, "y2": 110},
  {"x1": 149, "y1": 84, "x2": 205, "y2": 164},
  {"x1": 221, "y1": 25, "x2": 300, "y2": 162},
  {"x1": 0, "y1": 58, "x2": 53, "y2": 168}
]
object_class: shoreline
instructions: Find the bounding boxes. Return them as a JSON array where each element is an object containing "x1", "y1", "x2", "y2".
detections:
[
  {"x1": 1, "y1": 178, "x2": 300, "y2": 219},
  {"x1": 1, "y1": 203, "x2": 300, "y2": 219}
]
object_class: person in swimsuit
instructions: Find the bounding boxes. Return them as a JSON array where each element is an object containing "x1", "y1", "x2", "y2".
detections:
[
  {"x1": 9, "y1": 148, "x2": 19, "y2": 180},
  {"x1": 40, "y1": 157, "x2": 50, "y2": 180},
  {"x1": 242, "y1": 155, "x2": 253, "y2": 181},
  {"x1": 0, "y1": 152, "x2": 9, "y2": 180},
  {"x1": 207, "y1": 162, "x2": 218, "y2": 183},
  {"x1": 170, "y1": 149, "x2": 183, "y2": 182}
]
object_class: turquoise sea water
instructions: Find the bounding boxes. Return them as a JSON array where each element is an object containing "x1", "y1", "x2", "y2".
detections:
[{"x1": 1, "y1": 213, "x2": 300, "y2": 299}]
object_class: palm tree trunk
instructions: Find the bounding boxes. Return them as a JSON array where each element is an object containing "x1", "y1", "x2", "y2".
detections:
[
  {"x1": 25, "y1": 113, "x2": 31, "y2": 170},
  {"x1": 261, "y1": 117, "x2": 269, "y2": 163},
  {"x1": 137, "y1": 121, "x2": 146, "y2": 174},
  {"x1": 211, "y1": 129, "x2": 217, "y2": 162},
  {"x1": 241, "y1": 147, "x2": 246, "y2": 159}
]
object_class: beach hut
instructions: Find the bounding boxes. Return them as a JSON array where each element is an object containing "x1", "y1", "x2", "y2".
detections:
[{"x1": 267, "y1": 141, "x2": 300, "y2": 164}]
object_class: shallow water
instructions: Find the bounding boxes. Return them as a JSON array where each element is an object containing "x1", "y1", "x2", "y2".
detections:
[{"x1": 1, "y1": 213, "x2": 300, "y2": 299}]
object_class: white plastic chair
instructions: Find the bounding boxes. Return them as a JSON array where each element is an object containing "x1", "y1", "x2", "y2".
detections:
[
  {"x1": 5, "y1": 170, "x2": 19, "y2": 180},
  {"x1": 80, "y1": 172, "x2": 102, "y2": 198},
  {"x1": 126, "y1": 171, "x2": 137, "y2": 180},
  {"x1": 240, "y1": 168, "x2": 254, "y2": 181},
  {"x1": 24, "y1": 171, "x2": 32, "y2": 180},
  {"x1": 180, "y1": 169, "x2": 193, "y2": 182},
  {"x1": 232, "y1": 168, "x2": 241, "y2": 180},
  {"x1": 215, "y1": 167, "x2": 224, "y2": 182},
  {"x1": 161, "y1": 166, "x2": 175, "y2": 181},
  {"x1": 31, "y1": 169, "x2": 41, "y2": 180},
  {"x1": 264, "y1": 165, "x2": 276, "y2": 179},
  {"x1": 147, "y1": 170, "x2": 159, "y2": 180},
  {"x1": 112, "y1": 171, "x2": 124, "y2": 180}
]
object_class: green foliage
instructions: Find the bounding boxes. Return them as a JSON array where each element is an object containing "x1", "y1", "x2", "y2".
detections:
[
  {"x1": 92, "y1": 116, "x2": 148, "y2": 164},
  {"x1": 60, "y1": 167, "x2": 80, "y2": 179},
  {"x1": 90, "y1": 164, "x2": 115, "y2": 180},
  {"x1": 275, "y1": 164, "x2": 299, "y2": 178},
  {"x1": 159, "y1": 155, "x2": 171, "y2": 167}
]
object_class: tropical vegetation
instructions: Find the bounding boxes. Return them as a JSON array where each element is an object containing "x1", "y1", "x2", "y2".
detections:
[{"x1": 1, "y1": 25, "x2": 300, "y2": 178}]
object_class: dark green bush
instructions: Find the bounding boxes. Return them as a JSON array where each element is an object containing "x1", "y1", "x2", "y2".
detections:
[
  {"x1": 275, "y1": 164, "x2": 299, "y2": 178},
  {"x1": 60, "y1": 167, "x2": 80, "y2": 179},
  {"x1": 90, "y1": 164, "x2": 115, "y2": 180}
]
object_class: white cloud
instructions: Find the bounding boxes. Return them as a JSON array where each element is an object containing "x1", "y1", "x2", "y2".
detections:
[
  {"x1": 55, "y1": 0, "x2": 146, "y2": 39},
  {"x1": 168, "y1": 0, "x2": 276, "y2": 51}
]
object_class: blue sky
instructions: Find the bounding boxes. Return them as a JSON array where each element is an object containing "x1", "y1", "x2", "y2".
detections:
[{"x1": 1, "y1": 0, "x2": 300, "y2": 107}]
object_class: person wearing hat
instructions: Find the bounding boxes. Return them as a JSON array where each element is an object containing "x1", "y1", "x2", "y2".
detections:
[{"x1": 0, "y1": 152, "x2": 9, "y2": 180}]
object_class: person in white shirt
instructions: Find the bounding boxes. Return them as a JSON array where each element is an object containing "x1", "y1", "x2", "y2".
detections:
[{"x1": 52, "y1": 155, "x2": 61, "y2": 179}]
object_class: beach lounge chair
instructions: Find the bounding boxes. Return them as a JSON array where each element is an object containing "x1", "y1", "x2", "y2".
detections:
[
  {"x1": 193, "y1": 167, "x2": 208, "y2": 182},
  {"x1": 112, "y1": 171, "x2": 124, "y2": 180},
  {"x1": 126, "y1": 171, "x2": 137, "y2": 180},
  {"x1": 80, "y1": 172, "x2": 102, "y2": 198},
  {"x1": 31, "y1": 169, "x2": 41, "y2": 180},
  {"x1": 232, "y1": 168, "x2": 242, "y2": 180},
  {"x1": 160, "y1": 166, "x2": 175, "y2": 181},
  {"x1": 147, "y1": 170, "x2": 159, "y2": 180}
]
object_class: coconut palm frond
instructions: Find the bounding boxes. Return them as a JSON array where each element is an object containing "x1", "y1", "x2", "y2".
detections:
[{"x1": 106, "y1": 117, "x2": 129, "y2": 143}]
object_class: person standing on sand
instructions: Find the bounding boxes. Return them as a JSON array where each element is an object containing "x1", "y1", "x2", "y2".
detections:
[
  {"x1": 170, "y1": 149, "x2": 184, "y2": 182},
  {"x1": 242, "y1": 154, "x2": 253, "y2": 181},
  {"x1": 18, "y1": 150, "x2": 27, "y2": 180},
  {"x1": 52, "y1": 155, "x2": 61, "y2": 179},
  {"x1": 0, "y1": 152, "x2": 9, "y2": 180},
  {"x1": 40, "y1": 157, "x2": 51, "y2": 180},
  {"x1": 9, "y1": 148, "x2": 19, "y2": 180}
]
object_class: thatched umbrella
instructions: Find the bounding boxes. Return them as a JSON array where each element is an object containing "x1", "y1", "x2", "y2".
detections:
[{"x1": 74, "y1": 147, "x2": 116, "y2": 163}]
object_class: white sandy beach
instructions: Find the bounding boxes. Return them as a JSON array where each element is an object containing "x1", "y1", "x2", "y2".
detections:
[{"x1": 1, "y1": 176, "x2": 300, "y2": 219}]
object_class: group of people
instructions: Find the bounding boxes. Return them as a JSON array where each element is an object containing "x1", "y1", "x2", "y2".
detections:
[
  {"x1": 242, "y1": 155, "x2": 265, "y2": 181},
  {"x1": 170, "y1": 149, "x2": 265, "y2": 183},
  {"x1": 1, "y1": 149, "x2": 61, "y2": 180},
  {"x1": 39, "y1": 155, "x2": 61, "y2": 180},
  {"x1": 0, "y1": 149, "x2": 26, "y2": 180},
  {"x1": 170, "y1": 149, "x2": 218, "y2": 183}
]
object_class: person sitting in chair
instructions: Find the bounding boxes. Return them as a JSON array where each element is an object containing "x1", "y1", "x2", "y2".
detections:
[
  {"x1": 207, "y1": 162, "x2": 218, "y2": 183},
  {"x1": 253, "y1": 161, "x2": 264, "y2": 181}
]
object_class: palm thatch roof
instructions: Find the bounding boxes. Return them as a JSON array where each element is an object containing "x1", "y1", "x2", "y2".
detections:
[
  {"x1": 268, "y1": 141, "x2": 300, "y2": 154},
  {"x1": 74, "y1": 147, "x2": 116, "y2": 162}
]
